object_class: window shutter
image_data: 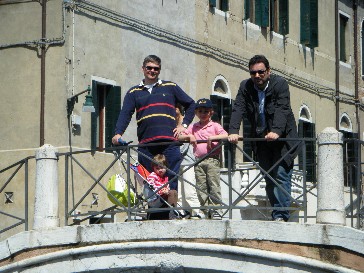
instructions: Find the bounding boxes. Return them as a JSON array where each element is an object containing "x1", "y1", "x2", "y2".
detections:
[
  {"x1": 309, "y1": 0, "x2": 318, "y2": 47},
  {"x1": 105, "y1": 86, "x2": 121, "y2": 151},
  {"x1": 341, "y1": 132, "x2": 359, "y2": 187},
  {"x1": 91, "y1": 80, "x2": 98, "y2": 150},
  {"x1": 244, "y1": 0, "x2": 250, "y2": 20},
  {"x1": 362, "y1": 21, "x2": 364, "y2": 75},
  {"x1": 209, "y1": 0, "x2": 216, "y2": 8},
  {"x1": 300, "y1": 0, "x2": 310, "y2": 45},
  {"x1": 221, "y1": 0, "x2": 229, "y2": 12},
  {"x1": 300, "y1": 0, "x2": 318, "y2": 48},
  {"x1": 270, "y1": 0, "x2": 275, "y2": 31},
  {"x1": 255, "y1": 0, "x2": 269, "y2": 27},
  {"x1": 279, "y1": 0, "x2": 289, "y2": 35},
  {"x1": 298, "y1": 120, "x2": 316, "y2": 182},
  {"x1": 339, "y1": 15, "x2": 347, "y2": 62}
]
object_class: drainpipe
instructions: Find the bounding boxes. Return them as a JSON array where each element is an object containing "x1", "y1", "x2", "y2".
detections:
[
  {"x1": 40, "y1": 0, "x2": 46, "y2": 146},
  {"x1": 335, "y1": 0, "x2": 339, "y2": 130},
  {"x1": 353, "y1": 0, "x2": 360, "y2": 138}
]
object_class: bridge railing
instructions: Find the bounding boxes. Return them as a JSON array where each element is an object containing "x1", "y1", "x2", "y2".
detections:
[
  {"x1": 1, "y1": 134, "x2": 363, "y2": 238},
  {"x1": 60, "y1": 138, "x2": 313, "y2": 225},
  {"x1": 0, "y1": 156, "x2": 33, "y2": 236}
]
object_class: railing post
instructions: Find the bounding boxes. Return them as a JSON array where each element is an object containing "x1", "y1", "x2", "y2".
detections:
[
  {"x1": 317, "y1": 127, "x2": 346, "y2": 225},
  {"x1": 33, "y1": 144, "x2": 60, "y2": 230}
]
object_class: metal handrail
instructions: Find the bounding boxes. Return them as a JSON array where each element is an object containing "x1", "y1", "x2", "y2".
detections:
[
  {"x1": 0, "y1": 156, "x2": 32, "y2": 234},
  {"x1": 1, "y1": 137, "x2": 363, "y2": 238}
]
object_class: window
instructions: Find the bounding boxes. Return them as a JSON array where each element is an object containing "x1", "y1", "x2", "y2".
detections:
[
  {"x1": 245, "y1": 0, "x2": 269, "y2": 27},
  {"x1": 339, "y1": 12, "x2": 349, "y2": 63},
  {"x1": 210, "y1": 95, "x2": 232, "y2": 168},
  {"x1": 300, "y1": 0, "x2": 318, "y2": 48},
  {"x1": 91, "y1": 81, "x2": 121, "y2": 152},
  {"x1": 298, "y1": 119, "x2": 316, "y2": 183},
  {"x1": 339, "y1": 114, "x2": 358, "y2": 188},
  {"x1": 210, "y1": 77, "x2": 232, "y2": 168},
  {"x1": 244, "y1": 0, "x2": 289, "y2": 35},
  {"x1": 341, "y1": 131, "x2": 359, "y2": 188},
  {"x1": 209, "y1": 0, "x2": 229, "y2": 12},
  {"x1": 361, "y1": 20, "x2": 364, "y2": 76},
  {"x1": 298, "y1": 106, "x2": 316, "y2": 183},
  {"x1": 270, "y1": 0, "x2": 289, "y2": 35}
]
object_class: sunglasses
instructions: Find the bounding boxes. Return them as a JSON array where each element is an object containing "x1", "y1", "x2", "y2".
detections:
[
  {"x1": 249, "y1": 69, "x2": 266, "y2": 75},
  {"x1": 145, "y1": 66, "x2": 160, "y2": 71}
]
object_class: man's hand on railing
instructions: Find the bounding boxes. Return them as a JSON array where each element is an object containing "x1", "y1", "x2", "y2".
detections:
[
  {"x1": 228, "y1": 134, "x2": 240, "y2": 144},
  {"x1": 112, "y1": 134, "x2": 122, "y2": 145},
  {"x1": 265, "y1": 132, "x2": 279, "y2": 141}
]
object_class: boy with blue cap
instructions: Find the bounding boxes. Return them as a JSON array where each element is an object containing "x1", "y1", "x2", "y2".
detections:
[{"x1": 179, "y1": 98, "x2": 228, "y2": 219}]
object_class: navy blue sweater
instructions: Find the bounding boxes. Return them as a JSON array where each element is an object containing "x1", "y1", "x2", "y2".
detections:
[{"x1": 115, "y1": 80, "x2": 195, "y2": 143}]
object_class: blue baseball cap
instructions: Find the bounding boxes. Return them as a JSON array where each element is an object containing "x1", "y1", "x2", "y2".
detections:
[{"x1": 195, "y1": 98, "x2": 213, "y2": 109}]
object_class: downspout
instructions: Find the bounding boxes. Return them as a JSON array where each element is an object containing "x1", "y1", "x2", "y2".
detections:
[
  {"x1": 335, "y1": 0, "x2": 339, "y2": 130},
  {"x1": 353, "y1": 0, "x2": 360, "y2": 138},
  {"x1": 40, "y1": 0, "x2": 46, "y2": 146}
]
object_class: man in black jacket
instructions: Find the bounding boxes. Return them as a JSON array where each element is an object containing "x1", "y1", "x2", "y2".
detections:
[{"x1": 228, "y1": 55, "x2": 298, "y2": 222}]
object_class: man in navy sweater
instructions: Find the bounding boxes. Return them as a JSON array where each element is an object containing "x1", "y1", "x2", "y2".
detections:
[{"x1": 112, "y1": 55, "x2": 195, "y2": 191}]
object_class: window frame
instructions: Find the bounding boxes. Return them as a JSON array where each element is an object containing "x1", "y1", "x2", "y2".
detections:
[
  {"x1": 91, "y1": 79, "x2": 121, "y2": 152},
  {"x1": 339, "y1": 11, "x2": 350, "y2": 63},
  {"x1": 244, "y1": 0, "x2": 289, "y2": 35},
  {"x1": 300, "y1": 0, "x2": 318, "y2": 48}
]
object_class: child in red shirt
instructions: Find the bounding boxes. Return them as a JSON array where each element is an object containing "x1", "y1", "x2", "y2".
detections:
[{"x1": 146, "y1": 154, "x2": 178, "y2": 219}]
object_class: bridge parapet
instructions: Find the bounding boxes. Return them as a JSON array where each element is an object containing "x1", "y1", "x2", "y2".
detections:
[{"x1": 0, "y1": 220, "x2": 363, "y2": 272}]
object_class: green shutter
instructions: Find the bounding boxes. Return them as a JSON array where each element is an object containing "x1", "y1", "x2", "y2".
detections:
[
  {"x1": 362, "y1": 22, "x2": 364, "y2": 75},
  {"x1": 105, "y1": 86, "x2": 121, "y2": 152},
  {"x1": 300, "y1": 0, "x2": 318, "y2": 48},
  {"x1": 209, "y1": 0, "x2": 216, "y2": 8},
  {"x1": 244, "y1": 0, "x2": 250, "y2": 20},
  {"x1": 300, "y1": 0, "x2": 310, "y2": 45},
  {"x1": 91, "y1": 80, "x2": 98, "y2": 150},
  {"x1": 255, "y1": 0, "x2": 269, "y2": 27},
  {"x1": 339, "y1": 15, "x2": 347, "y2": 62},
  {"x1": 270, "y1": 0, "x2": 275, "y2": 31},
  {"x1": 309, "y1": 0, "x2": 318, "y2": 47},
  {"x1": 221, "y1": 0, "x2": 228, "y2": 12},
  {"x1": 279, "y1": 0, "x2": 289, "y2": 35}
]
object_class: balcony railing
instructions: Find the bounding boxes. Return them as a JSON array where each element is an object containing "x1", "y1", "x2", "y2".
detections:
[{"x1": 0, "y1": 137, "x2": 363, "y2": 239}]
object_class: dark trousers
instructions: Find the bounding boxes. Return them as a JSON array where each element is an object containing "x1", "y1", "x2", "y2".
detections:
[{"x1": 256, "y1": 141, "x2": 293, "y2": 221}]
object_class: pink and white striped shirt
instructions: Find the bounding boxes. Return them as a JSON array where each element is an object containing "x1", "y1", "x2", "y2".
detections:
[{"x1": 146, "y1": 172, "x2": 169, "y2": 196}]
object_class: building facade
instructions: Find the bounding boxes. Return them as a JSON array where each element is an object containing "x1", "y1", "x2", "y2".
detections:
[{"x1": 0, "y1": 0, "x2": 363, "y2": 234}]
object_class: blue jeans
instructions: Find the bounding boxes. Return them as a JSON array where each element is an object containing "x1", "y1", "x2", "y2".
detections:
[
  {"x1": 138, "y1": 142, "x2": 182, "y2": 191},
  {"x1": 257, "y1": 142, "x2": 293, "y2": 221}
]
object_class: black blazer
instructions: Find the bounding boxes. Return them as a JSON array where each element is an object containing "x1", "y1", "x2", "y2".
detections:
[{"x1": 229, "y1": 74, "x2": 299, "y2": 166}]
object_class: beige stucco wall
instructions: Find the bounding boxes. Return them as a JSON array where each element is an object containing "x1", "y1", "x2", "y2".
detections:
[{"x1": 1, "y1": 0, "x2": 363, "y2": 237}]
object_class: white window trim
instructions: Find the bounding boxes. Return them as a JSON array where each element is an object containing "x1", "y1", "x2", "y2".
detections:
[
  {"x1": 338, "y1": 10, "x2": 351, "y2": 66},
  {"x1": 211, "y1": 75, "x2": 231, "y2": 99},
  {"x1": 339, "y1": 10, "x2": 350, "y2": 20},
  {"x1": 90, "y1": 76, "x2": 118, "y2": 151},
  {"x1": 339, "y1": 113, "x2": 353, "y2": 132},
  {"x1": 91, "y1": 76, "x2": 117, "y2": 87},
  {"x1": 298, "y1": 104, "x2": 312, "y2": 123}
]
